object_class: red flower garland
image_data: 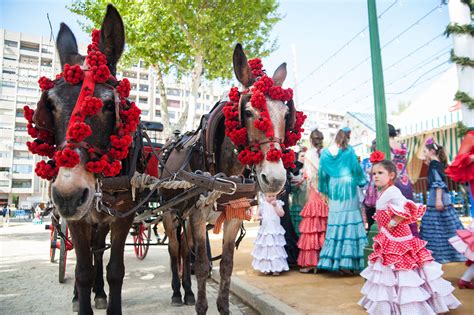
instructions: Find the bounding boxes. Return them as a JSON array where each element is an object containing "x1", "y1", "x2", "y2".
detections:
[
  {"x1": 223, "y1": 58, "x2": 306, "y2": 169},
  {"x1": 25, "y1": 28, "x2": 141, "y2": 180}
]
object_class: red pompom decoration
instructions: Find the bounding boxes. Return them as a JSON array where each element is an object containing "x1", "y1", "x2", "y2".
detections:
[
  {"x1": 38, "y1": 76, "x2": 54, "y2": 91},
  {"x1": 86, "y1": 50, "x2": 107, "y2": 68},
  {"x1": 117, "y1": 78, "x2": 131, "y2": 98},
  {"x1": 266, "y1": 146, "x2": 282, "y2": 162},
  {"x1": 80, "y1": 96, "x2": 103, "y2": 116},
  {"x1": 67, "y1": 122, "x2": 92, "y2": 143},
  {"x1": 55, "y1": 148, "x2": 80, "y2": 168},
  {"x1": 248, "y1": 58, "x2": 264, "y2": 77},
  {"x1": 281, "y1": 150, "x2": 296, "y2": 169},
  {"x1": 27, "y1": 140, "x2": 55, "y2": 158},
  {"x1": 63, "y1": 64, "x2": 84, "y2": 84},
  {"x1": 90, "y1": 64, "x2": 110, "y2": 83},
  {"x1": 103, "y1": 160, "x2": 122, "y2": 177},
  {"x1": 228, "y1": 87, "x2": 240, "y2": 102},
  {"x1": 35, "y1": 160, "x2": 58, "y2": 180},
  {"x1": 23, "y1": 106, "x2": 34, "y2": 123}
]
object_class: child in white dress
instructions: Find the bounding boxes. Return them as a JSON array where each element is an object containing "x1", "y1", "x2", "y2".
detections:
[{"x1": 252, "y1": 193, "x2": 289, "y2": 275}]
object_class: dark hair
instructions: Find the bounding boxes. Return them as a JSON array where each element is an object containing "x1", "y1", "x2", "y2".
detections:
[
  {"x1": 310, "y1": 129, "x2": 324, "y2": 153},
  {"x1": 425, "y1": 143, "x2": 448, "y2": 166},
  {"x1": 388, "y1": 124, "x2": 400, "y2": 138},
  {"x1": 335, "y1": 129, "x2": 349, "y2": 149},
  {"x1": 373, "y1": 159, "x2": 398, "y2": 180}
]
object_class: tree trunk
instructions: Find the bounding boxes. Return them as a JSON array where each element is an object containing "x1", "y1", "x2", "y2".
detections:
[
  {"x1": 153, "y1": 64, "x2": 172, "y2": 140},
  {"x1": 185, "y1": 55, "x2": 204, "y2": 131}
]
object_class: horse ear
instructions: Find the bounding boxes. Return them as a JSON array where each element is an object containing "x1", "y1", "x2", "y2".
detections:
[
  {"x1": 272, "y1": 63, "x2": 287, "y2": 87},
  {"x1": 99, "y1": 4, "x2": 125, "y2": 76},
  {"x1": 56, "y1": 23, "x2": 81, "y2": 68},
  {"x1": 33, "y1": 92, "x2": 55, "y2": 133},
  {"x1": 286, "y1": 99, "x2": 296, "y2": 130},
  {"x1": 233, "y1": 43, "x2": 254, "y2": 88}
]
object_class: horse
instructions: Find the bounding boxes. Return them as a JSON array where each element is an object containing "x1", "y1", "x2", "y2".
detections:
[
  {"x1": 160, "y1": 43, "x2": 298, "y2": 314},
  {"x1": 35, "y1": 5, "x2": 144, "y2": 314}
]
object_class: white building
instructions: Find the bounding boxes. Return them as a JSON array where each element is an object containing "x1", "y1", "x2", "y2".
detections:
[
  {"x1": 0, "y1": 28, "x2": 223, "y2": 207},
  {"x1": 341, "y1": 111, "x2": 376, "y2": 158},
  {"x1": 301, "y1": 108, "x2": 344, "y2": 146}
]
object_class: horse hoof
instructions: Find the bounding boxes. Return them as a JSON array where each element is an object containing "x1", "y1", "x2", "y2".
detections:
[
  {"x1": 72, "y1": 300, "x2": 79, "y2": 312},
  {"x1": 171, "y1": 296, "x2": 183, "y2": 306},
  {"x1": 95, "y1": 297, "x2": 107, "y2": 310},
  {"x1": 184, "y1": 294, "x2": 196, "y2": 305}
]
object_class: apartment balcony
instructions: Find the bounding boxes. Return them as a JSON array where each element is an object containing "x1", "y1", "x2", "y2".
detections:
[
  {"x1": 15, "y1": 116, "x2": 27, "y2": 124},
  {"x1": 12, "y1": 173, "x2": 33, "y2": 180},
  {"x1": 1, "y1": 73, "x2": 17, "y2": 81},
  {"x1": 0, "y1": 101, "x2": 15, "y2": 110},
  {"x1": 0, "y1": 87, "x2": 16, "y2": 95},
  {"x1": 11, "y1": 187, "x2": 33, "y2": 194},
  {"x1": 0, "y1": 172, "x2": 10, "y2": 180},
  {"x1": 0, "y1": 187, "x2": 11, "y2": 194},
  {"x1": 14, "y1": 143, "x2": 28, "y2": 151},
  {"x1": 19, "y1": 49, "x2": 40, "y2": 57},
  {"x1": 2, "y1": 59, "x2": 18, "y2": 68}
]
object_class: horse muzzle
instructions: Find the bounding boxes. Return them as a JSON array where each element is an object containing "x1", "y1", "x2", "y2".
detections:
[{"x1": 52, "y1": 186, "x2": 92, "y2": 219}]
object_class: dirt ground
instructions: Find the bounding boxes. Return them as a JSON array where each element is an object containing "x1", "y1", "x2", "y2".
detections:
[{"x1": 210, "y1": 222, "x2": 474, "y2": 315}]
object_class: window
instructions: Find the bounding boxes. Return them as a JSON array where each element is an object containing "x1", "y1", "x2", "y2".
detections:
[
  {"x1": 40, "y1": 58, "x2": 52, "y2": 67},
  {"x1": 155, "y1": 98, "x2": 160, "y2": 105},
  {"x1": 0, "y1": 151, "x2": 11, "y2": 158},
  {"x1": 20, "y1": 41, "x2": 40, "y2": 52},
  {"x1": 0, "y1": 181, "x2": 9, "y2": 187},
  {"x1": 167, "y1": 88, "x2": 180, "y2": 96},
  {"x1": 4, "y1": 40, "x2": 18, "y2": 48},
  {"x1": 141, "y1": 110, "x2": 149, "y2": 116},
  {"x1": 0, "y1": 122, "x2": 13, "y2": 130},
  {"x1": 155, "y1": 110, "x2": 161, "y2": 117},
  {"x1": 168, "y1": 111, "x2": 176, "y2": 119},
  {"x1": 139, "y1": 84, "x2": 148, "y2": 92},
  {"x1": 3, "y1": 55, "x2": 17, "y2": 61},
  {"x1": 138, "y1": 97, "x2": 148, "y2": 104},
  {"x1": 12, "y1": 179, "x2": 32, "y2": 188},
  {"x1": 2, "y1": 69, "x2": 16, "y2": 75},
  {"x1": 0, "y1": 109, "x2": 14, "y2": 116},
  {"x1": 13, "y1": 151, "x2": 31, "y2": 160},
  {"x1": 0, "y1": 81, "x2": 15, "y2": 88},
  {"x1": 12, "y1": 164, "x2": 32, "y2": 174},
  {"x1": 195, "y1": 103, "x2": 201, "y2": 110},
  {"x1": 14, "y1": 124, "x2": 27, "y2": 131},
  {"x1": 139, "y1": 74, "x2": 148, "y2": 80},
  {"x1": 0, "y1": 167, "x2": 10, "y2": 172},
  {"x1": 168, "y1": 100, "x2": 180, "y2": 108}
]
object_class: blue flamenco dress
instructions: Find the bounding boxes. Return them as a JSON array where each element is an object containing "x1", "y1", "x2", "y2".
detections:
[
  {"x1": 420, "y1": 160, "x2": 465, "y2": 264},
  {"x1": 317, "y1": 146, "x2": 368, "y2": 271}
]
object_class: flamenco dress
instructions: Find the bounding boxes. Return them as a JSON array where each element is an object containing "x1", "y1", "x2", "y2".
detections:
[
  {"x1": 359, "y1": 186, "x2": 461, "y2": 314},
  {"x1": 420, "y1": 161, "x2": 465, "y2": 264},
  {"x1": 445, "y1": 130, "x2": 474, "y2": 197},
  {"x1": 317, "y1": 146, "x2": 368, "y2": 271},
  {"x1": 297, "y1": 148, "x2": 328, "y2": 268},
  {"x1": 251, "y1": 197, "x2": 289, "y2": 273}
]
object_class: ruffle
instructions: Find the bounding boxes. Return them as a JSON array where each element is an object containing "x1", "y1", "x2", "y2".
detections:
[
  {"x1": 430, "y1": 180, "x2": 447, "y2": 189},
  {"x1": 297, "y1": 250, "x2": 320, "y2": 267},
  {"x1": 297, "y1": 232, "x2": 325, "y2": 250},
  {"x1": 251, "y1": 245, "x2": 288, "y2": 260},
  {"x1": 369, "y1": 232, "x2": 433, "y2": 270},
  {"x1": 252, "y1": 257, "x2": 289, "y2": 273},
  {"x1": 445, "y1": 152, "x2": 474, "y2": 182},
  {"x1": 449, "y1": 234, "x2": 474, "y2": 261},
  {"x1": 387, "y1": 202, "x2": 425, "y2": 224},
  {"x1": 359, "y1": 260, "x2": 461, "y2": 314},
  {"x1": 254, "y1": 233, "x2": 286, "y2": 247},
  {"x1": 257, "y1": 224, "x2": 286, "y2": 236},
  {"x1": 299, "y1": 197, "x2": 328, "y2": 218},
  {"x1": 299, "y1": 217, "x2": 328, "y2": 233}
]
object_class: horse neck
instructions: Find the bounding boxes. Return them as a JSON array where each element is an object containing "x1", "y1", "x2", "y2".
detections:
[{"x1": 216, "y1": 136, "x2": 244, "y2": 176}]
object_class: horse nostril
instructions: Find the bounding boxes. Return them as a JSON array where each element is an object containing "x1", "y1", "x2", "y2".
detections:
[
  {"x1": 260, "y1": 173, "x2": 270, "y2": 186},
  {"x1": 79, "y1": 188, "x2": 89, "y2": 206}
]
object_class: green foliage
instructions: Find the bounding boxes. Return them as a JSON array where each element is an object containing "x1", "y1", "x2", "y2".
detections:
[
  {"x1": 450, "y1": 49, "x2": 474, "y2": 68},
  {"x1": 444, "y1": 23, "x2": 474, "y2": 37},
  {"x1": 68, "y1": 0, "x2": 280, "y2": 80},
  {"x1": 455, "y1": 90, "x2": 474, "y2": 110},
  {"x1": 457, "y1": 121, "x2": 470, "y2": 137}
]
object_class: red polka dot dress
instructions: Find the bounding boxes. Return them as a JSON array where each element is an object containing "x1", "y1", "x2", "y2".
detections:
[{"x1": 359, "y1": 186, "x2": 461, "y2": 314}]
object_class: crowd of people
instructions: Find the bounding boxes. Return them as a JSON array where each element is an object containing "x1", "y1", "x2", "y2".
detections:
[{"x1": 250, "y1": 125, "x2": 474, "y2": 314}]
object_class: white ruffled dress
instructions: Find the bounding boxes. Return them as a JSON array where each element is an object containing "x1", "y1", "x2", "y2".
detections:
[
  {"x1": 359, "y1": 186, "x2": 461, "y2": 314},
  {"x1": 251, "y1": 197, "x2": 289, "y2": 273}
]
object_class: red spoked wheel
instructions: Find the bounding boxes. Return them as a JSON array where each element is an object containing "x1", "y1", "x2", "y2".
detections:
[
  {"x1": 58, "y1": 220, "x2": 73, "y2": 283},
  {"x1": 133, "y1": 223, "x2": 151, "y2": 260},
  {"x1": 49, "y1": 224, "x2": 57, "y2": 262}
]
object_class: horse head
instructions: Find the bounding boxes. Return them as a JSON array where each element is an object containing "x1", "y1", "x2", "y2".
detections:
[
  {"x1": 231, "y1": 44, "x2": 299, "y2": 195},
  {"x1": 40, "y1": 5, "x2": 127, "y2": 220}
]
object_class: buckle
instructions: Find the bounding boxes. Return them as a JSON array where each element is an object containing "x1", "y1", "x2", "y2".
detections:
[{"x1": 214, "y1": 177, "x2": 237, "y2": 195}]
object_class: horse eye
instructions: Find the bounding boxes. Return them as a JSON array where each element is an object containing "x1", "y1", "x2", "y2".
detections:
[
  {"x1": 102, "y1": 100, "x2": 115, "y2": 112},
  {"x1": 244, "y1": 110, "x2": 253, "y2": 118}
]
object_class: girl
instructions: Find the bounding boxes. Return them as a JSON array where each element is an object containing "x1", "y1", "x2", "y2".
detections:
[
  {"x1": 297, "y1": 129, "x2": 328, "y2": 273},
  {"x1": 317, "y1": 129, "x2": 367, "y2": 273},
  {"x1": 359, "y1": 151, "x2": 460, "y2": 314},
  {"x1": 420, "y1": 137, "x2": 465, "y2": 264},
  {"x1": 449, "y1": 222, "x2": 474, "y2": 289},
  {"x1": 251, "y1": 193, "x2": 289, "y2": 275}
]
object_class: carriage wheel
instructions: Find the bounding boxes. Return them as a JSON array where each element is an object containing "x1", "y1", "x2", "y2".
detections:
[
  {"x1": 50, "y1": 225, "x2": 57, "y2": 263},
  {"x1": 133, "y1": 223, "x2": 151, "y2": 260},
  {"x1": 59, "y1": 220, "x2": 68, "y2": 283}
]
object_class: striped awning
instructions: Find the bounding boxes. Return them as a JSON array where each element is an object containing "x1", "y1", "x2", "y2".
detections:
[{"x1": 398, "y1": 123, "x2": 462, "y2": 183}]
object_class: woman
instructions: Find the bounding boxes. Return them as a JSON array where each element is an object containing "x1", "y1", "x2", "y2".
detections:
[
  {"x1": 297, "y1": 129, "x2": 328, "y2": 273},
  {"x1": 317, "y1": 130, "x2": 368, "y2": 273},
  {"x1": 388, "y1": 124, "x2": 419, "y2": 237},
  {"x1": 289, "y1": 150, "x2": 306, "y2": 236}
]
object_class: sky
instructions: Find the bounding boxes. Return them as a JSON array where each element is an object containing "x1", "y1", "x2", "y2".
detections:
[{"x1": 1, "y1": 0, "x2": 453, "y2": 116}]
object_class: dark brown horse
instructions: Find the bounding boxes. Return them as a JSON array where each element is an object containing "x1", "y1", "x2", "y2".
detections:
[
  {"x1": 42, "y1": 6, "x2": 142, "y2": 314},
  {"x1": 161, "y1": 44, "x2": 293, "y2": 314}
]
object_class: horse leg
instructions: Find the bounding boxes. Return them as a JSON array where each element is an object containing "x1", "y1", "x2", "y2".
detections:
[
  {"x1": 92, "y1": 224, "x2": 109, "y2": 310},
  {"x1": 72, "y1": 282, "x2": 79, "y2": 312},
  {"x1": 216, "y1": 219, "x2": 241, "y2": 315},
  {"x1": 163, "y1": 212, "x2": 183, "y2": 306},
  {"x1": 106, "y1": 216, "x2": 133, "y2": 315},
  {"x1": 182, "y1": 220, "x2": 195, "y2": 305},
  {"x1": 190, "y1": 211, "x2": 209, "y2": 315},
  {"x1": 68, "y1": 221, "x2": 93, "y2": 315}
]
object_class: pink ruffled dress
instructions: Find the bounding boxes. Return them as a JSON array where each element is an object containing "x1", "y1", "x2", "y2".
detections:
[
  {"x1": 359, "y1": 186, "x2": 461, "y2": 314},
  {"x1": 297, "y1": 148, "x2": 328, "y2": 267},
  {"x1": 449, "y1": 226, "x2": 474, "y2": 264}
]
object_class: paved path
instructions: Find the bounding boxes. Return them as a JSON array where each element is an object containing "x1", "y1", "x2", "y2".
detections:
[{"x1": 0, "y1": 222, "x2": 257, "y2": 315}]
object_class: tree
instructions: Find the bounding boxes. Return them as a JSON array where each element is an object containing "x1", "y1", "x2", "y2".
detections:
[{"x1": 69, "y1": 0, "x2": 280, "y2": 137}]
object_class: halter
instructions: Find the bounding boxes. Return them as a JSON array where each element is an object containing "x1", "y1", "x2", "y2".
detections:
[{"x1": 24, "y1": 29, "x2": 140, "y2": 181}]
